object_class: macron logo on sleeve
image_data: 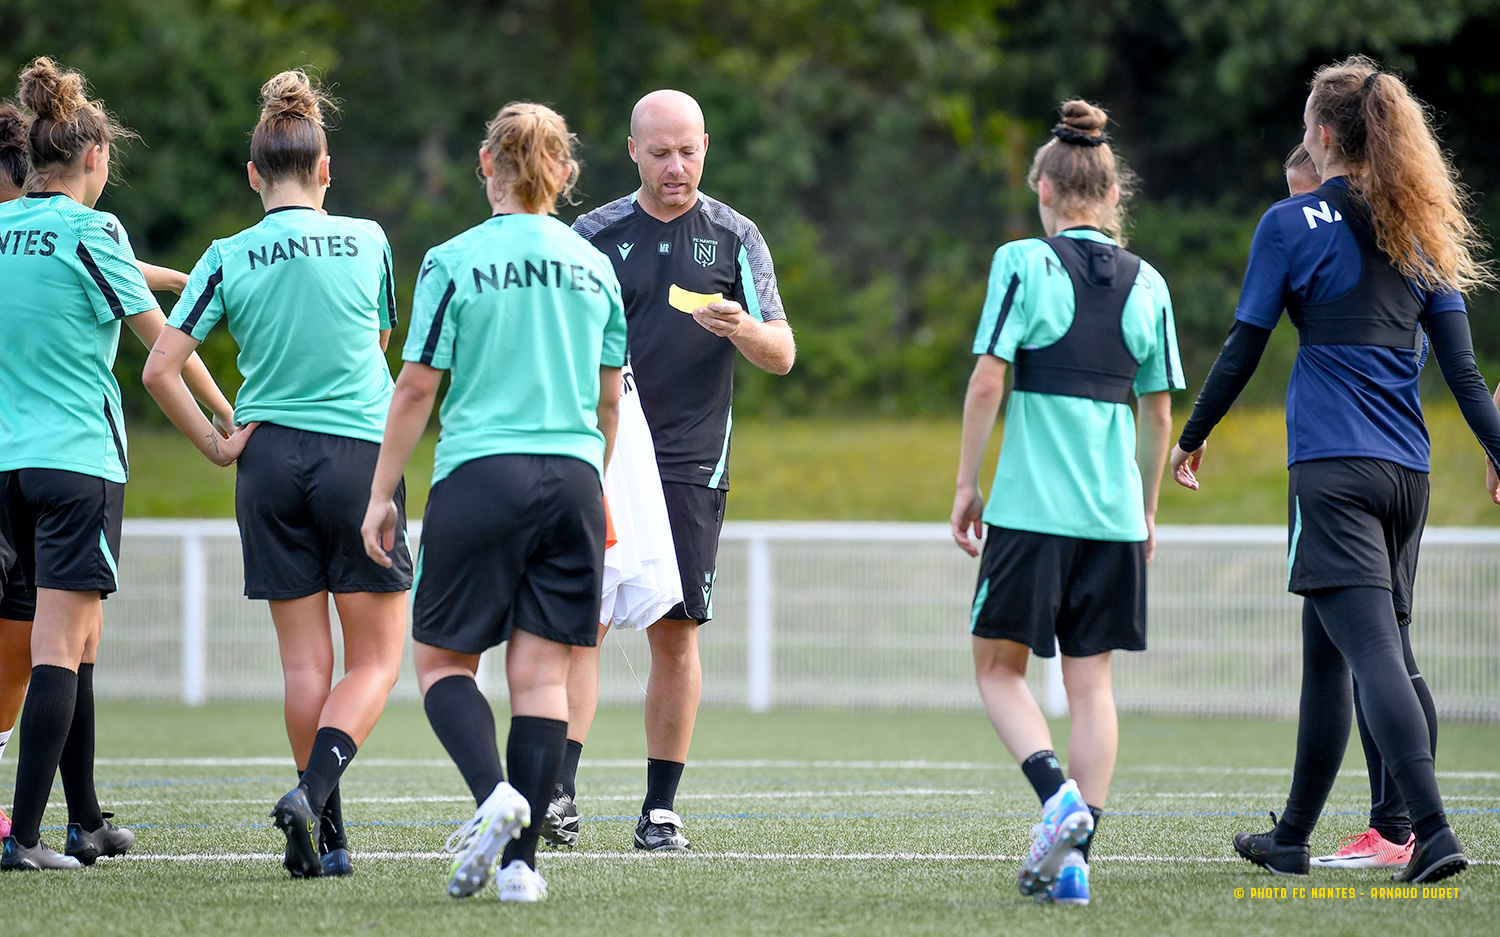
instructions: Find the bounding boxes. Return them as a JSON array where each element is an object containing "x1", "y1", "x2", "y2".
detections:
[
  {"x1": 102, "y1": 221, "x2": 120, "y2": 243},
  {"x1": 1302, "y1": 200, "x2": 1343, "y2": 230}
]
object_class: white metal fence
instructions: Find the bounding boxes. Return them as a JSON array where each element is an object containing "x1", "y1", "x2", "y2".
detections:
[{"x1": 96, "y1": 520, "x2": 1500, "y2": 720}]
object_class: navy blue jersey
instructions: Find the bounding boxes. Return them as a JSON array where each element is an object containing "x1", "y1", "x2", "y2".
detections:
[{"x1": 1235, "y1": 177, "x2": 1463, "y2": 472}]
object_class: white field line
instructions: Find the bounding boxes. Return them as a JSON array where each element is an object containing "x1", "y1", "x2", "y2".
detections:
[
  {"x1": 116, "y1": 850, "x2": 1500, "y2": 865},
  {"x1": 92, "y1": 756, "x2": 1500, "y2": 781}
]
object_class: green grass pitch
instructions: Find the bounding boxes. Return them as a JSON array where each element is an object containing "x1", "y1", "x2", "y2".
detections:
[{"x1": 4, "y1": 704, "x2": 1497, "y2": 935}]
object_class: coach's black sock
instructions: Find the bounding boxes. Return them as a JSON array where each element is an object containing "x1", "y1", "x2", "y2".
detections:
[
  {"x1": 559, "y1": 738, "x2": 584, "y2": 798},
  {"x1": 423, "y1": 674, "x2": 504, "y2": 805},
  {"x1": 58, "y1": 662, "x2": 104, "y2": 831},
  {"x1": 643, "y1": 758, "x2": 686, "y2": 814},
  {"x1": 9, "y1": 665, "x2": 78, "y2": 846},
  {"x1": 300, "y1": 727, "x2": 356, "y2": 817},
  {"x1": 1020, "y1": 750, "x2": 1066, "y2": 806},
  {"x1": 1078, "y1": 805, "x2": 1104, "y2": 861},
  {"x1": 500, "y1": 716, "x2": 568, "y2": 871}
]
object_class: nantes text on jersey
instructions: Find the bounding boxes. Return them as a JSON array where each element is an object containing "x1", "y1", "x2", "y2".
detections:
[{"x1": 573, "y1": 193, "x2": 787, "y2": 490}]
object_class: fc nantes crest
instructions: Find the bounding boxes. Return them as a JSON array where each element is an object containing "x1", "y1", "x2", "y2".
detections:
[{"x1": 692, "y1": 237, "x2": 718, "y2": 267}]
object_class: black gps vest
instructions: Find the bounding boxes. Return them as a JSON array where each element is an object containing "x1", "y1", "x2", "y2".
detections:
[
  {"x1": 1286, "y1": 183, "x2": 1424, "y2": 350},
  {"x1": 1012, "y1": 234, "x2": 1143, "y2": 405}
]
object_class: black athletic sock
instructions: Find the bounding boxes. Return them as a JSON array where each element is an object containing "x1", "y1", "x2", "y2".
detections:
[
  {"x1": 321, "y1": 784, "x2": 347, "y2": 853},
  {"x1": 643, "y1": 758, "x2": 686, "y2": 814},
  {"x1": 299, "y1": 726, "x2": 356, "y2": 817},
  {"x1": 499, "y1": 716, "x2": 568, "y2": 870},
  {"x1": 558, "y1": 738, "x2": 584, "y2": 799},
  {"x1": 423, "y1": 674, "x2": 504, "y2": 804},
  {"x1": 1278, "y1": 598, "x2": 1352, "y2": 844},
  {"x1": 1078, "y1": 805, "x2": 1103, "y2": 861},
  {"x1": 58, "y1": 662, "x2": 104, "y2": 831},
  {"x1": 1020, "y1": 750, "x2": 1066, "y2": 806},
  {"x1": 9, "y1": 665, "x2": 78, "y2": 846}
]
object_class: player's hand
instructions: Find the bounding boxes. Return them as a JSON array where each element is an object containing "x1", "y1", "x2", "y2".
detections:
[
  {"x1": 1144, "y1": 514, "x2": 1157, "y2": 564},
  {"x1": 693, "y1": 300, "x2": 748, "y2": 339},
  {"x1": 361, "y1": 496, "x2": 400, "y2": 568},
  {"x1": 204, "y1": 421, "x2": 258, "y2": 467},
  {"x1": 1170, "y1": 442, "x2": 1205, "y2": 491},
  {"x1": 211, "y1": 411, "x2": 235, "y2": 438},
  {"x1": 950, "y1": 485, "x2": 985, "y2": 557},
  {"x1": 1487, "y1": 458, "x2": 1500, "y2": 506}
]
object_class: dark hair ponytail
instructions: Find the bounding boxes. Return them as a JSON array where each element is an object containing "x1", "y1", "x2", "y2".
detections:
[{"x1": 250, "y1": 69, "x2": 336, "y2": 186}]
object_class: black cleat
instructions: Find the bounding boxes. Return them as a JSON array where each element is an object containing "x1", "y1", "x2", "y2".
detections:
[
  {"x1": 320, "y1": 847, "x2": 353, "y2": 877},
  {"x1": 1233, "y1": 813, "x2": 1308, "y2": 876},
  {"x1": 1, "y1": 836, "x2": 83, "y2": 870},
  {"x1": 634, "y1": 808, "x2": 690, "y2": 852},
  {"x1": 541, "y1": 787, "x2": 580, "y2": 849},
  {"x1": 65, "y1": 813, "x2": 135, "y2": 865},
  {"x1": 271, "y1": 787, "x2": 322, "y2": 878},
  {"x1": 1393, "y1": 827, "x2": 1467, "y2": 883}
]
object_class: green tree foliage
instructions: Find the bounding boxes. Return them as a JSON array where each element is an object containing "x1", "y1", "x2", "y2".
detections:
[{"x1": 3, "y1": 0, "x2": 1498, "y2": 420}]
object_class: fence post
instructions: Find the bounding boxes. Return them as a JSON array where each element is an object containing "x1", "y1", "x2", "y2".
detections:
[
  {"x1": 746, "y1": 534, "x2": 773, "y2": 712},
  {"x1": 1043, "y1": 642, "x2": 1067, "y2": 718},
  {"x1": 181, "y1": 531, "x2": 208, "y2": 706}
]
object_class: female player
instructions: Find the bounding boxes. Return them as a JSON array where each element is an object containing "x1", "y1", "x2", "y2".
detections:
[
  {"x1": 143, "y1": 69, "x2": 410, "y2": 879},
  {"x1": 0, "y1": 57, "x2": 238, "y2": 871},
  {"x1": 361, "y1": 101, "x2": 625, "y2": 903},
  {"x1": 0, "y1": 98, "x2": 195, "y2": 844},
  {"x1": 951, "y1": 100, "x2": 1182, "y2": 905},
  {"x1": 1171, "y1": 56, "x2": 1499, "y2": 884}
]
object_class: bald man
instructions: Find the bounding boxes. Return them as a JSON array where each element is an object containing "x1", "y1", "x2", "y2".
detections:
[{"x1": 551, "y1": 90, "x2": 795, "y2": 852}]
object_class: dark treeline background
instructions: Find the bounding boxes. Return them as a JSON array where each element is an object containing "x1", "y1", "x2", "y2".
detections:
[{"x1": 5, "y1": 0, "x2": 1500, "y2": 424}]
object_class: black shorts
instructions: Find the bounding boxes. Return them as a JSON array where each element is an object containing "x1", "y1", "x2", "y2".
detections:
[
  {"x1": 0, "y1": 468, "x2": 125, "y2": 620},
  {"x1": 1287, "y1": 458, "x2": 1428, "y2": 622},
  {"x1": 661, "y1": 481, "x2": 727, "y2": 622},
  {"x1": 969, "y1": 526, "x2": 1146, "y2": 658},
  {"x1": 413, "y1": 454, "x2": 605, "y2": 652},
  {"x1": 235, "y1": 424, "x2": 412, "y2": 600}
]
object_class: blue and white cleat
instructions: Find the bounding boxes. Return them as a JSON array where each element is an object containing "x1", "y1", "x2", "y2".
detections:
[
  {"x1": 445, "y1": 781, "x2": 530, "y2": 898},
  {"x1": 1017, "y1": 779, "x2": 1094, "y2": 897},
  {"x1": 1035, "y1": 850, "x2": 1089, "y2": 905}
]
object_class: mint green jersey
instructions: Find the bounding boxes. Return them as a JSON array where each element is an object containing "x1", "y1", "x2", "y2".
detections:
[
  {"x1": 405, "y1": 213, "x2": 627, "y2": 483},
  {"x1": 0, "y1": 193, "x2": 158, "y2": 482},
  {"x1": 169, "y1": 207, "x2": 396, "y2": 443},
  {"x1": 973, "y1": 229, "x2": 1184, "y2": 541}
]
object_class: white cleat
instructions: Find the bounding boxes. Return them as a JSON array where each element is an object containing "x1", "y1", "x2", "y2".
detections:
[
  {"x1": 444, "y1": 782, "x2": 530, "y2": 899},
  {"x1": 495, "y1": 859, "x2": 549, "y2": 902}
]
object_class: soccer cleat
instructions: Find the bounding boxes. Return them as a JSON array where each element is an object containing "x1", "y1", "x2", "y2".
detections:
[
  {"x1": 1, "y1": 836, "x2": 83, "y2": 870},
  {"x1": 320, "y1": 847, "x2": 353, "y2": 877},
  {"x1": 1233, "y1": 813, "x2": 1309, "y2": 876},
  {"x1": 1311, "y1": 828, "x2": 1414, "y2": 869},
  {"x1": 271, "y1": 787, "x2": 322, "y2": 878},
  {"x1": 1016, "y1": 779, "x2": 1094, "y2": 896},
  {"x1": 634, "y1": 808, "x2": 690, "y2": 852},
  {"x1": 541, "y1": 787, "x2": 580, "y2": 849},
  {"x1": 1035, "y1": 850, "x2": 1089, "y2": 905},
  {"x1": 445, "y1": 781, "x2": 530, "y2": 899},
  {"x1": 1392, "y1": 827, "x2": 1467, "y2": 884},
  {"x1": 494, "y1": 859, "x2": 549, "y2": 902},
  {"x1": 0, "y1": 805, "x2": 10, "y2": 840},
  {"x1": 64, "y1": 813, "x2": 135, "y2": 865}
]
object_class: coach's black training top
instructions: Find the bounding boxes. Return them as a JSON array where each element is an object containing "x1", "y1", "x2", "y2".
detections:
[{"x1": 573, "y1": 193, "x2": 787, "y2": 490}]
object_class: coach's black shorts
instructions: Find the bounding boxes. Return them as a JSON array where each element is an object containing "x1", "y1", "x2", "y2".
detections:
[
  {"x1": 969, "y1": 526, "x2": 1146, "y2": 658},
  {"x1": 0, "y1": 468, "x2": 125, "y2": 620},
  {"x1": 235, "y1": 423, "x2": 412, "y2": 600},
  {"x1": 1287, "y1": 458, "x2": 1428, "y2": 622},
  {"x1": 661, "y1": 481, "x2": 727, "y2": 623},
  {"x1": 413, "y1": 454, "x2": 605, "y2": 652}
]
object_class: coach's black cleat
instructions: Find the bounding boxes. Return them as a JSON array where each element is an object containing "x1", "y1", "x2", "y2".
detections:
[
  {"x1": 1233, "y1": 814, "x2": 1309, "y2": 876},
  {"x1": 1, "y1": 836, "x2": 83, "y2": 870},
  {"x1": 320, "y1": 847, "x2": 353, "y2": 877},
  {"x1": 65, "y1": 813, "x2": 135, "y2": 865},
  {"x1": 634, "y1": 808, "x2": 690, "y2": 852},
  {"x1": 272, "y1": 787, "x2": 322, "y2": 878},
  {"x1": 541, "y1": 786, "x2": 580, "y2": 849},
  {"x1": 1393, "y1": 828, "x2": 1467, "y2": 883}
]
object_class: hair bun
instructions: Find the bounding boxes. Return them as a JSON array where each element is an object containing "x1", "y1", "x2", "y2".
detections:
[
  {"x1": 18, "y1": 57, "x2": 88, "y2": 122},
  {"x1": 258, "y1": 69, "x2": 333, "y2": 125},
  {"x1": 1057, "y1": 99, "x2": 1107, "y2": 136}
]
